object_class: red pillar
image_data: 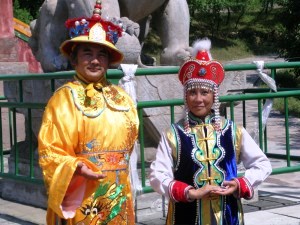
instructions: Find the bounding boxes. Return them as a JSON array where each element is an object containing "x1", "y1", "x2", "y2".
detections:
[{"x1": 0, "y1": 0, "x2": 14, "y2": 38}]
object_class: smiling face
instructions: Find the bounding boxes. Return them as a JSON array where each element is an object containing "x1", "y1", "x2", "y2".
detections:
[
  {"x1": 71, "y1": 43, "x2": 110, "y2": 83},
  {"x1": 186, "y1": 88, "x2": 214, "y2": 120}
]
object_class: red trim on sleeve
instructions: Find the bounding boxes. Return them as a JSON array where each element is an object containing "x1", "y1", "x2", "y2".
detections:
[
  {"x1": 235, "y1": 177, "x2": 254, "y2": 200},
  {"x1": 169, "y1": 181, "x2": 194, "y2": 202}
]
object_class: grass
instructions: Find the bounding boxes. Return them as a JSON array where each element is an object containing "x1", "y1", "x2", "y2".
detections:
[
  {"x1": 274, "y1": 97, "x2": 300, "y2": 118},
  {"x1": 142, "y1": 30, "x2": 255, "y2": 63},
  {"x1": 143, "y1": 7, "x2": 283, "y2": 62},
  {"x1": 210, "y1": 39, "x2": 253, "y2": 62}
]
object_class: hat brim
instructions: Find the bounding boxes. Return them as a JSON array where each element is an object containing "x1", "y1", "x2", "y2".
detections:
[{"x1": 60, "y1": 36, "x2": 124, "y2": 65}]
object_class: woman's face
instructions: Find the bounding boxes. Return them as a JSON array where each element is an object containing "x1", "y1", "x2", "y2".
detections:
[
  {"x1": 186, "y1": 88, "x2": 214, "y2": 120},
  {"x1": 71, "y1": 43, "x2": 109, "y2": 83}
]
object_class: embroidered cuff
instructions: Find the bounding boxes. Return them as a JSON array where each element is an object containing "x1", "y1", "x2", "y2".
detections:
[
  {"x1": 169, "y1": 181, "x2": 194, "y2": 202},
  {"x1": 234, "y1": 177, "x2": 254, "y2": 200}
]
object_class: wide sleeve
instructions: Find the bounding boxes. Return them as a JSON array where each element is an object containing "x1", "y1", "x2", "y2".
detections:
[
  {"x1": 38, "y1": 87, "x2": 100, "y2": 219},
  {"x1": 239, "y1": 127, "x2": 272, "y2": 188},
  {"x1": 149, "y1": 131, "x2": 175, "y2": 199}
]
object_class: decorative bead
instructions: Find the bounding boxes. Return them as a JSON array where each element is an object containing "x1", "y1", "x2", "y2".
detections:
[
  {"x1": 94, "y1": 4, "x2": 102, "y2": 9},
  {"x1": 198, "y1": 68, "x2": 207, "y2": 76},
  {"x1": 93, "y1": 8, "x2": 101, "y2": 15}
]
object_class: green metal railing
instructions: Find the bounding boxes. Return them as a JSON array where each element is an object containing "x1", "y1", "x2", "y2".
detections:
[{"x1": 1, "y1": 62, "x2": 300, "y2": 194}]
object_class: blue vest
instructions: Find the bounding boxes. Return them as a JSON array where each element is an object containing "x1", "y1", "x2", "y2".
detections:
[{"x1": 168, "y1": 119, "x2": 243, "y2": 225}]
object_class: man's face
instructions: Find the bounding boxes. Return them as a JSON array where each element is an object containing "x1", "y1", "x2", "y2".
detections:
[
  {"x1": 72, "y1": 43, "x2": 109, "y2": 83},
  {"x1": 186, "y1": 88, "x2": 214, "y2": 120}
]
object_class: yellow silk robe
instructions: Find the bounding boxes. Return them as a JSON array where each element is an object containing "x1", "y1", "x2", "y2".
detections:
[{"x1": 38, "y1": 79, "x2": 139, "y2": 225}]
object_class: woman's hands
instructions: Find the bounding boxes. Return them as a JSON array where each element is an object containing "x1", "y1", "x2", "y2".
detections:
[
  {"x1": 188, "y1": 184, "x2": 224, "y2": 200},
  {"x1": 213, "y1": 180, "x2": 239, "y2": 196},
  {"x1": 75, "y1": 161, "x2": 106, "y2": 180},
  {"x1": 187, "y1": 180, "x2": 239, "y2": 200}
]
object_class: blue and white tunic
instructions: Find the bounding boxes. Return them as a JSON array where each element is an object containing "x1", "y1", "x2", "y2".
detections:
[{"x1": 150, "y1": 113, "x2": 272, "y2": 225}]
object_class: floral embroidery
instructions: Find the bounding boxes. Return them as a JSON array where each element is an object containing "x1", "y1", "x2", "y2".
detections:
[
  {"x1": 60, "y1": 81, "x2": 131, "y2": 117},
  {"x1": 105, "y1": 152, "x2": 124, "y2": 165},
  {"x1": 102, "y1": 86, "x2": 130, "y2": 111},
  {"x1": 77, "y1": 148, "x2": 129, "y2": 171},
  {"x1": 105, "y1": 86, "x2": 124, "y2": 104}
]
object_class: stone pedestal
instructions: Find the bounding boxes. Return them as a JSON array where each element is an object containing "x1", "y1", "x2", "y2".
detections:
[
  {"x1": 0, "y1": 38, "x2": 18, "y2": 62},
  {"x1": 1, "y1": 158, "x2": 47, "y2": 209},
  {"x1": 0, "y1": 61, "x2": 47, "y2": 208}
]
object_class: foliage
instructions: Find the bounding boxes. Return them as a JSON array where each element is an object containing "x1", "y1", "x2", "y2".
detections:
[
  {"x1": 274, "y1": 0, "x2": 300, "y2": 81},
  {"x1": 188, "y1": 0, "x2": 228, "y2": 37},
  {"x1": 274, "y1": 97, "x2": 300, "y2": 118},
  {"x1": 12, "y1": 0, "x2": 300, "y2": 66},
  {"x1": 276, "y1": 0, "x2": 300, "y2": 62},
  {"x1": 143, "y1": 0, "x2": 283, "y2": 61},
  {"x1": 275, "y1": 0, "x2": 300, "y2": 80},
  {"x1": 14, "y1": 0, "x2": 44, "y2": 19},
  {"x1": 273, "y1": 69, "x2": 300, "y2": 117},
  {"x1": 186, "y1": 0, "x2": 284, "y2": 59},
  {"x1": 13, "y1": 0, "x2": 44, "y2": 24},
  {"x1": 275, "y1": 70, "x2": 300, "y2": 89},
  {"x1": 187, "y1": 0, "x2": 278, "y2": 38},
  {"x1": 13, "y1": 0, "x2": 33, "y2": 24}
]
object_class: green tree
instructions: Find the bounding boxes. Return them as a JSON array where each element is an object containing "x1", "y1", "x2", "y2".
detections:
[
  {"x1": 13, "y1": 0, "x2": 33, "y2": 24},
  {"x1": 188, "y1": 0, "x2": 228, "y2": 37},
  {"x1": 276, "y1": 0, "x2": 300, "y2": 79},
  {"x1": 13, "y1": 0, "x2": 44, "y2": 23},
  {"x1": 187, "y1": 0, "x2": 260, "y2": 39},
  {"x1": 277, "y1": 0, "x2": 300, "y2": 62}
]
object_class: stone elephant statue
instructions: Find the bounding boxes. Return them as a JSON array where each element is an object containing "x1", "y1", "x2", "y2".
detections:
[{"x1": 29, "y1": 0, "x2": 191, "y2": 72}]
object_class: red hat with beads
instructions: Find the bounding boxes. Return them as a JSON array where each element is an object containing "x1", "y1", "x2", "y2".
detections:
[
  {"x1": 179, "y1": 38, "x2": 225, "y2": 133},
  {"x1": 178, "y1": 38, "x2": 225, "y2": 89}
]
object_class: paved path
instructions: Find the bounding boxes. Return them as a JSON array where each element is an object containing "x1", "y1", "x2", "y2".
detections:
[{"x1": 1, "y1": 171, "x2": 300, "y2": 225}]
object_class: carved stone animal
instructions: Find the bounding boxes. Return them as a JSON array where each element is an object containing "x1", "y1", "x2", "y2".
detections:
[{"x1": 29, "y1": 0, "x2": 191, "y2": 72}]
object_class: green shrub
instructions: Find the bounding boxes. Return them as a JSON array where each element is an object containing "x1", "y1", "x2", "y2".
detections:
[
  {"x1": 273, "y1": 69, "x2": 300, "y2": 117},
  {"x1": 274, "y1": 97, "x2": 300, "y2": 118}
]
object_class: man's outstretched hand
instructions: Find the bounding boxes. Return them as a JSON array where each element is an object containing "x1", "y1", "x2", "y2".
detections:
[{"x1": 75, "y1": 161, "x2": 106, "y2": 180}]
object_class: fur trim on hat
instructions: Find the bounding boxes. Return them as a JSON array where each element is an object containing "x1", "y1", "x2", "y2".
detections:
[{"x1": 192, "y1": 38, "x2": 212, "y2": 60}]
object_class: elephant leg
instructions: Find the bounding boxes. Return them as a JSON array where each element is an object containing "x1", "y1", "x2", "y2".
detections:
[
  {"x1": 101, "y1": 0, "x2": 141, "y2": 65},
  {"x1": 138, "y1": 16, "x2": 152, "y2": 44},
  {"x1": 101, "y1": 0, "x2": 120, "y2": 18},
  {"x1": 153, "y1": 0, "x2": 191, "y2": 66}
]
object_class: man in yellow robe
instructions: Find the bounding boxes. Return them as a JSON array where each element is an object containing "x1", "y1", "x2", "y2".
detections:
[{"x1": 38, "y1": 1, "x2": 139, "y2": 224}]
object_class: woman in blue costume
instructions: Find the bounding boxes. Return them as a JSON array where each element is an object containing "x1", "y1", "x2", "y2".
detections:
[{"x1": 149, "y1": 38, "x2": 272, "y2": 225}]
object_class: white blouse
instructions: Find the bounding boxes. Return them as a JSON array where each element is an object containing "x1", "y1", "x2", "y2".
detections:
[{"x1": 149, "y1": 127, "x2": 272, "y2": 199}]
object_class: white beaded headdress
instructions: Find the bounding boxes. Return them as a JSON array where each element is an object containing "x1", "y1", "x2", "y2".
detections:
[{"x1": 178, "y1": 38, "x2": 225, "y2": 133}]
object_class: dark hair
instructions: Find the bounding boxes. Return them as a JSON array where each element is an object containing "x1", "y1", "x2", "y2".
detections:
[{"x1": 69, "y1": 44, "x2": 79, "y2": 65}]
